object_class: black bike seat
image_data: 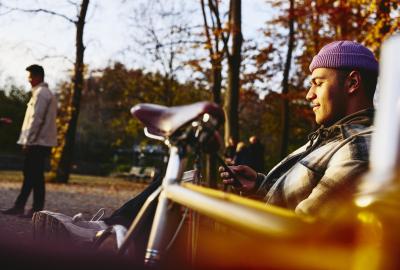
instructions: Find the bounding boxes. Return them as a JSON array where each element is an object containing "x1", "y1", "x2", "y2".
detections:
[{"x1": 131, "y1": 101, "x2": 224, "y2": 137}]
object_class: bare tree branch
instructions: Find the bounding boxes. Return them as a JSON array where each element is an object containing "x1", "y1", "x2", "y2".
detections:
[
  {"x1": 0, "y1": 4, "x2": 76, "y2": 24},
  {"x1": 37, "y1": 54, "x2": 74, "y2": 64},
  {"x1": 201, "y1": 0, "x2": 215, "y2": 58},
  {"x1": 66, "y1": 0, "x2": 80, "y2": 10},
  {"x1": 208, "y1": 0, "x2": 231, "y2": 59}
]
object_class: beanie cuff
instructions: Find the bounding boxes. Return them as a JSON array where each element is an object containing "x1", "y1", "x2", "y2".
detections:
[
  {"x1": 310, "y1": 53, "x2": 378, "y2": 72},
  {"x1": 309, "y1": 41, "x2": 379, "y2": 73}
]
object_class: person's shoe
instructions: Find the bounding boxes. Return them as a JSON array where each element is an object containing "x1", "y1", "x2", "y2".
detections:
[
  {"x1": 1, "y1": 207, "x2": 24, "y2": 215},
  {"x1": 32, "y1": 210, "x2": 110, "y2": 243},
  {"x1": 33, "y1": 211, "x2": 71, "y2": 241}
]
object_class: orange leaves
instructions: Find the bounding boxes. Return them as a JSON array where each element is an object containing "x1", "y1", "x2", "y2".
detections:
[
  {"x1": 362, "y1": 0, "x2": 400, "y2": 54},
  {"x1": 186, "y1": 59, "x2": 205, "y2": 72},
  {"x1": 255, "y1": 44, "x2": 274, "y2": 66},
  {"x1": 204, "y1": 42, "x2": 213, "y2": 50}
]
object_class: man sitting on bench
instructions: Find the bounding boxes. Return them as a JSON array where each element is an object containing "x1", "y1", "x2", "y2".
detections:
[{"x1": 220, "y1": 40, "x2": 378, "y2": 217}]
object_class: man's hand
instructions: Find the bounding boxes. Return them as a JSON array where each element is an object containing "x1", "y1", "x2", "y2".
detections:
[
  {"x1": 218, "y1": 165, "x2": 257, "y2": 192},
  {"x1": 22, "y1": 145, "x2": 30, "y2": 154}
]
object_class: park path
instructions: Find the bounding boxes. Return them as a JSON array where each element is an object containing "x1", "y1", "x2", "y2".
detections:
[{"x1": 0, "y1": 177, "x2": 146, "y2": 242}]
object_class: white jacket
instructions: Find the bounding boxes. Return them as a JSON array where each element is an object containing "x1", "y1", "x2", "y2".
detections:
[{"x1": 17, "y1": 82, "x2": 57, "y2": 147}]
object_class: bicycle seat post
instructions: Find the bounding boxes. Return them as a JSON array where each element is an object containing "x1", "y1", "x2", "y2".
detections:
[{"x1": 144, "y1": 145, "x2": 185, "y2": 266}]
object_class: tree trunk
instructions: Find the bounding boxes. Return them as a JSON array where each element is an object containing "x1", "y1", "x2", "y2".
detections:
[
  {"x1": 211, "y1": 62, "x2": 222, "y2": 104},
  {"x1": 279, "y1": 0, "x2": 294, "y2": 160},
  {"x1": 224, "y1": 0, "x2": 242, "y2": 144},
  {"x1": 206, "y1": 58, "x2": 223, "y2": 188},
  {"x1": 200, "y1": 0, "x2": 225, "y2": 188},
  {"x1": 200, "y1": 0, "x2": 223, "y2": 104},
  {"x1": 335, "y1": 0, "x2": 348, "y2": 39},
  {"x1": 55, "y1": 0, "x2": 89, "y2": 183},
  {"x1": 311, "y1": 0, "x2": 321, "y2": 54}
]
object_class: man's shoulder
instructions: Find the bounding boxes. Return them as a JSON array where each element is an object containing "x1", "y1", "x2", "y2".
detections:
[
  {"x1": 330, "y1": 124, "x2": 373, "y2": 155},
  {"x1": 327, "y1": 128, "x2": 372, "y2": 164},
  {"x1": 341, "y1": 123, "x2": 374, "y2": 139},
  {"x1": 35, "y1": 83, "x2": 53, "y2": 99},
  {"x1": 302, "y1": 128, "x2": 372, "y2": 170},
  {"x1": 37, "y1": 82, "x2": 50, "y2": 91}
]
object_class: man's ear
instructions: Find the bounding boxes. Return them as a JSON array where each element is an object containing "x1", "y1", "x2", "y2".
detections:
[{"x1": 346, "y1": 70, "x2": 361, "y2": 94}]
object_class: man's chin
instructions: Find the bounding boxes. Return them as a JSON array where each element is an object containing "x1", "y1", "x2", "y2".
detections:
[{"x1": 315, "y1": 116, "x2": 325, "y2": 126}]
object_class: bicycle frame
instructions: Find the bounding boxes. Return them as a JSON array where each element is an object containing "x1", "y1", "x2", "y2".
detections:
[{"x1": 114, "y1": 102, "x2": 222, "y2": 265}]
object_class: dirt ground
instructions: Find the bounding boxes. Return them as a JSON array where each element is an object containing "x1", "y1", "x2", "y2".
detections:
[{"x1": 0, "y1": 171, "x2": 147, "y2": 243}]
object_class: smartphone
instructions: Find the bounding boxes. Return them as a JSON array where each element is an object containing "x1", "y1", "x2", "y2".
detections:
[{"x1": 216, "y1": 155, "x2": 243, "y2": 188}]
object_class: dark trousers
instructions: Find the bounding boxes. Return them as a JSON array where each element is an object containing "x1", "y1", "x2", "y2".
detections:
[
  {"x1": 15, "y1": 145, "x2": 51, "y2": 211},
  {"x1": 104, "y1": 175, "x2": 162, "y2": 228}
]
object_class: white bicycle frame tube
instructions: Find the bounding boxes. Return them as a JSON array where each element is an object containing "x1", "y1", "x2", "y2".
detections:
[{"x1": 144, "y1": 145, "x2": 186, "y2": 265}]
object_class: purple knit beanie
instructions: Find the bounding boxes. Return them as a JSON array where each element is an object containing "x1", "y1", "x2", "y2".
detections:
[{"x1": 309, "y1": 40, "x2": 378, "y2": 72}]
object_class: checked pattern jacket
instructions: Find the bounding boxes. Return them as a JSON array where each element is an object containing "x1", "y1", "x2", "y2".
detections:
[{"x1": 254, "y1": 109, "x2": 374, "y2": 217}]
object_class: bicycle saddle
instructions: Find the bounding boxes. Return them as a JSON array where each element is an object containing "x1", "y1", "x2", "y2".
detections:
[{"x1": 131, "y1": 101, "x2": 224, "y2": 137}]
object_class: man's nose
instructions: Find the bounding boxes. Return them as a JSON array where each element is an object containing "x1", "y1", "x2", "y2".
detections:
[{"x1": 306, "y1": 87, "x2": 316, "y2": 101}]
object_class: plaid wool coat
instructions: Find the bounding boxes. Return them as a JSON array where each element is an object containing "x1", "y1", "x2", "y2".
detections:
[{"x1": 254, "y1": 109, "x2": 374, "y2": 217}]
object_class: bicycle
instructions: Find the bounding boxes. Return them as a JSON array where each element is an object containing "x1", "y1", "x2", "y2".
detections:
[{"x1": 93, "y1": 101, "x2": 225, "y2": 266}]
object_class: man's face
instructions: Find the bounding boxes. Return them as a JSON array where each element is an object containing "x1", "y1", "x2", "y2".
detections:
[
  {"x1": 28, "y1": 72, "x2": 42, "y2": 87},
  {"x1": 306, "y1": 68, "x2": 347, "y2": 126}
]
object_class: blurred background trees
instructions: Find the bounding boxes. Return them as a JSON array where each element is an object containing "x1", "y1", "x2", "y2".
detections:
[
  {"x1": 0, "y1": 86, "x2": 30, "y2": 154},
  {"x1": 0, "y1": 0, "x2": 398, "y2": 181}
]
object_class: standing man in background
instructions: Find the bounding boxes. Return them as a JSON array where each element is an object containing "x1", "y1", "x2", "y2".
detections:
[{"x1": 2, "y1": 64, "x2": 57, "y2": 218}]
